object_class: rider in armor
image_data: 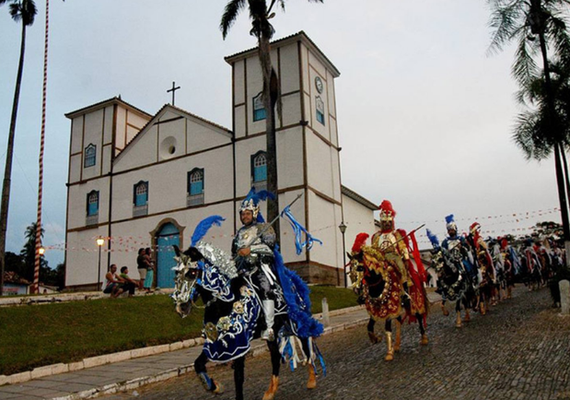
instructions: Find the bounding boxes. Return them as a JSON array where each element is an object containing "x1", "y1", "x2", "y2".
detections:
[
  {"x1": 232, "y1": 188, "x2": 280, "y2": 341},
  {"x1": 371, "y1": 200, "x2": 413, "y2": 293}
]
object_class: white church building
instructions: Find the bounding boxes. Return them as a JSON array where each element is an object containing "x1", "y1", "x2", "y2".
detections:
[{"x1": 64, "y1": 32, "x2": 377, "y2": 290}]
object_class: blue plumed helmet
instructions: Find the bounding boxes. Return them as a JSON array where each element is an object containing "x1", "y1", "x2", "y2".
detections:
[
  {"x1": 240, "y1": 187, "x2": 275, "y2": 222},
  {"x1": 445, "y1": 214, "x2": 457, "y2": 232}
]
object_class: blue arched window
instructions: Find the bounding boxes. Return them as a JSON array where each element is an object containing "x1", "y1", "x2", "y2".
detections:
[
  {"x1": 188, "y1": 168, "x2": 204, "y2": 195},
  {"x1": 84, "y1": 144, "x2": 96, "y2": 168},
  {"x1": 86, "y1": 190, "x2": 99, "y2": 216},
  {"x1": 251, "y1": 151, "x2": 267, "y2": 183},
  {"x1": 133, "y1": 181, "x2": 148, "y2": 206},
  {"x1": 316, "y1": 96, "x2": 325, "y2": 126},
  {"x1": 253, "y1": 92, "x2": 266, "y2": 122}
]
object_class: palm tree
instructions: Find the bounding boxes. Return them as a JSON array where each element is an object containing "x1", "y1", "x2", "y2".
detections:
[
  {"x1": 488, "y1": 0, "x2": 570, "y2": 263},
  {"x1": 0, "y1": 0, "x2": 37, "y2": 295},
  {"x1": 220, "y1": 0, "x2": 323, "y2": 237}
]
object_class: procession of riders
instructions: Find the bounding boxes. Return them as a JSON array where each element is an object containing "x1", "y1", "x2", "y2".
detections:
[{"x1": 170, "y1": 191, "x2": 565, "y2": 399}]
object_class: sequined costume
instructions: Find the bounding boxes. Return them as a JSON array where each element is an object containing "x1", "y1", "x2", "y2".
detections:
[{"x1": 371, "y1": 200, "x2": 428, "y2": 320}]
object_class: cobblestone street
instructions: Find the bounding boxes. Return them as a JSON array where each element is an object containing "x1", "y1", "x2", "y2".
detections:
[{"x1": 104, "y1": 287, "x2": 570, "y2": 400}]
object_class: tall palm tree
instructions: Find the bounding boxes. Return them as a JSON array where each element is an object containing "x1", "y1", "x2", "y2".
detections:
[
  {"x1": 221, "y1": 0, "x2": 323, "y2": 237},
  {"x1": 0, "y1": 0, "x2": 37, "y2": 295},
  {"x1": 488, "y1": 0, "x2": 570, "y2": 263}
]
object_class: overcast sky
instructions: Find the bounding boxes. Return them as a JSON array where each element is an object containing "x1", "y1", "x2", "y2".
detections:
[{"x1": 0, "y1": 0, "x2": 563, "y2": 268}]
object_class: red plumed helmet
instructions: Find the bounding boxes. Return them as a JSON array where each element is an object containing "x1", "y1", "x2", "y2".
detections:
[
  {"x1": 379, "y1": 200, "x2": 396, "y2": 216},
  {"x1": 351, "y1": 233, "x2": 370, "y2": 253}
]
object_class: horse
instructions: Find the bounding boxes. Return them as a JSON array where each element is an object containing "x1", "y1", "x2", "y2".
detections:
[
  {"x1": 171, "y1": 242, "x2": 323, "y2": 400},
  {"x1": 430, "y1": 246, "x2": 475, "y2": 328},
  {"x1": 348, "y1": 234, "x2": 428, "y2": 362}
]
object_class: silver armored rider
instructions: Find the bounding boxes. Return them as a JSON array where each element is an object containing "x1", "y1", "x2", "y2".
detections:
[{"x1": 232, "y1": 196, "x2": 280, "y2": 341}]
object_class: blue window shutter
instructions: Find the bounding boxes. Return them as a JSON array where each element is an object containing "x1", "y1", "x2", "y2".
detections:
[{"x1": 254, "y1": 165, "x2": 267, "y2": 182}]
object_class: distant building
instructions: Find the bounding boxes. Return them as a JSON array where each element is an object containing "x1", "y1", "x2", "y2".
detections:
[{"x1": 64, "y1": 32, "x2": 377, "y2": 290}]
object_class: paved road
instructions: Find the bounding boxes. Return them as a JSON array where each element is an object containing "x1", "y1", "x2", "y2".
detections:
[{"x1": 103, "y1": 287, "x2": 570, "y2": 400}]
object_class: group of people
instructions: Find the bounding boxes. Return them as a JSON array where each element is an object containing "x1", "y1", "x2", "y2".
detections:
[
  {"x1": 102, "y1": 247, "x2": 156, "y2": 298},
  {"x1": 429, "y1": 214, "x2": 566, "y2": 316}
]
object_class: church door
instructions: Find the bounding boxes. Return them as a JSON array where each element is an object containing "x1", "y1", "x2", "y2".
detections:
[{"x1": 156, "y1": 223, "x2": 180, "y2": 289}]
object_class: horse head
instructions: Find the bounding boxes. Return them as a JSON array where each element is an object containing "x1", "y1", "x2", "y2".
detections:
[{"x1": 171, "y1": 244, "x2": 201, "y2": 318}]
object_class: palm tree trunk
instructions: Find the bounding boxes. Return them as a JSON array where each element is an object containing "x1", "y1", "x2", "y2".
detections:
[
  {"x1": 537, "y1": 26, "x2": 570, "y2": 266},
  {"x1": 0, "y1": 22, "x2": 27, "y2": 296},
  {"x1": 258, "y1": 34, "x2": 280, "y2": 238},
  {"x1": 561, "y1": 148, "x2": 570, "y2": 215}
]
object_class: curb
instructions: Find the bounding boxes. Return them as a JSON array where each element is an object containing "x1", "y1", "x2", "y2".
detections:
[
  {"x1": 49, "y1": 314, "x2": 369, "y2": 400},
  {"x1": 0, "y1": 305, "x2": 365, "y2": 387}
]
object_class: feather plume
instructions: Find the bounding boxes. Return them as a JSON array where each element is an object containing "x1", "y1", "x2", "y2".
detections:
[
  {"x1": 191, "y1": 215, "x2": 225, "y2": 247},
  {"x1": 445, "y1": 214, "x2": 455, "y2": 224},
  {"x1": 351, "y1": 233, "x2": 369, "y2": 253},
  {"x1": 426, "y1": 229, "x2": 440, "y2": 248}
]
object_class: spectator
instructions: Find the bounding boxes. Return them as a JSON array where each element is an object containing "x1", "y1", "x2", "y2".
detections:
[
  {"x1": 103, "y1": 264, "x2": 124, "y2": 298},
  {"x1": 136, "y1": 248, "x2": 147, "y2": 290},
  {"x1": 143, "y1": 247, "x2": 155, "y2": 293},
  {"x1": 119, "y1": 266, "x2": 137, "y2": 297}
]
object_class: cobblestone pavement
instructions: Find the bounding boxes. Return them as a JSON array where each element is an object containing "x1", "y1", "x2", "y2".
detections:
[{"x1": 103, "y1": 287, "x2": 570, "y2": 400}]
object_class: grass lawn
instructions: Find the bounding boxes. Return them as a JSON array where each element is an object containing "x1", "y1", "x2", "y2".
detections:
[{"x1": 0, "y1": 286, "x2": 355, "y2": 376}]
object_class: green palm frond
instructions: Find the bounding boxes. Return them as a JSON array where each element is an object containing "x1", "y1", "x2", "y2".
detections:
[
  {"x1": 220, "y1": 0, "x2": 247, "y2": 39},
  {"x1": 7, "y1": 0, "x2": 36, "y2": 26},
  {"x1": 487, "y1": 0, "x2": 526, "y2": 55}
]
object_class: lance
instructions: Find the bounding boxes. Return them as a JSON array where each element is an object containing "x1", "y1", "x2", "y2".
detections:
[{"x1": 381, "y1": 223, "x2": 426, "y2": 252}]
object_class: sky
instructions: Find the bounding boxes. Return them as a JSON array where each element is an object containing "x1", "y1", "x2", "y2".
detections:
[{"x1": 0, "y1": 0, "x2": 564, "y2": 269}]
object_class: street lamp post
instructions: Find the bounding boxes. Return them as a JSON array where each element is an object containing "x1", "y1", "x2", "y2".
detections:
[
  {"x1": 96, "y1": 237, "x2": 104, "y2": 291},
  {"x1": 338, "y1": 222, "x2": 347, "y2": 288}
]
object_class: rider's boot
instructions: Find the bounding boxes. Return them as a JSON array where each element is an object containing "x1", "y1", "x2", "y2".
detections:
[
  {"x1": 261, "y1": 300, "x2": 275, "y2": 341},
  {"x1": 420, "y1": 333, "x2": 429, "y2": 345},
  {"x1": 307, "y1": 364, "x2": 317, "y2": 389},
  {"x1": 455, "y1": 311, "x2": 462, "y2": 328},
  {"x1": 385, "y1": 332, "x2": 394, "y2": 361},
  {"x1": 262, "y1": 375, "x2": 279, "y2": 400},
  {"x1": 441, "y1": 303, "x2": 449, "y2": 316}
]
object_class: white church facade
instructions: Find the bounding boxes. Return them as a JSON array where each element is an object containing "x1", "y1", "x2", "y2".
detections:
[{"x1": 64, "y1": 32, "x2": 377, "y2": 290}]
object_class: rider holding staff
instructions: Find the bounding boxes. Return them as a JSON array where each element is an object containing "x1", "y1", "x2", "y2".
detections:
[{"x1": 232, "y1": 188, "x2": 281, "y2": 341}]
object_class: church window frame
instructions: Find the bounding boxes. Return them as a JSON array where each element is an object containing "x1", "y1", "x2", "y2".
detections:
[
  {"x1": 316, "y1": 96, "x2": 325, "y2": 126},
  {"x1": 84, "y1": 144, "x2": 96, "y2": 168},
  {"x1": 86, "y1": 190, "x2": 99, "y2": 226},
  {"x1": 187, "y1": 168, "x2": 205, "y2": 207},
  {"x1": 253, "y1": 92, "x2": 266, "y2": 122},
  {"x1": 251, "y1": 151, "x2": 267, "y2": 191},
  {"x1": 133, "y1": 181, "x2": 149, "y2": 217}
]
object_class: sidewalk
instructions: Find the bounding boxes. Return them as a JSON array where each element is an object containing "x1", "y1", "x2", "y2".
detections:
[{"x1": 0, "y1": 306, "x2": 371, "y2": 400}]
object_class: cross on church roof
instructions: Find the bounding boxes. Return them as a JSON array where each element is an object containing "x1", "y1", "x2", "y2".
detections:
[{"x1": 167, "y1": 81, "x2": 181, "y2": 106}]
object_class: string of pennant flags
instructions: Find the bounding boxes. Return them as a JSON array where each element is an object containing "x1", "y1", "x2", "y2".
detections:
[{"x1": 40, "y1": 206, "x2": 560, "y2": 253}]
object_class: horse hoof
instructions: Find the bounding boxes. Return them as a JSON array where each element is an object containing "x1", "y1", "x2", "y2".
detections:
[
  {"x1": 368, "y1": 331, "x2": 381, "y2": 344},
  {"x1": 263, "y1": 392, "x2": 275, "y2": 400},
  {"x1": 213, "y1": 381, "x2": 223, "y2": 394},
  {"x1": 420, "y1": 335, "x2": 428, "y2": 345},
  {"x1": 307, "y1": 366, "x2": 317, "y2": 390},
  {"x1": 385, "y1": 353, "x2": 394, "y2": 361},
  {"x1": 441, "y1": 307, "x2": 449, "y2": 317},
  {"x1": 463, "y1": 315, "x2": 471, "y2": 323},
  {"x1": 455, "y1": 323, "x2": 462, "y2": 328}
]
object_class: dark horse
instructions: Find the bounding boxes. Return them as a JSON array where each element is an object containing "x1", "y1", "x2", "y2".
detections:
[
  {"x1": 171, "y1": 242, "x2": 322, "y2": 400},
  {"x1": 348, "y1": 233, "x2": 428, "y2": 361}
]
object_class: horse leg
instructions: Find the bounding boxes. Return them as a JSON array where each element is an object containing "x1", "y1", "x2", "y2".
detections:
[
  {"x1": 441, "y1": 299, "x2": 449, "y2": 316},
  {"x1": 195, "y1": 351, "x2": 223, "y2": 394},
  {"x1": 417, "y1": 313, "x2": 428, "y2": 345},
  {"x1": 462, "y1": 299, "x2": 471, "y2": 322},
  {"x1": 455, "y1": 299, "x2": 462, "y2": 328},
  {"x1": 394, "y1": 317, "x2": 402, "y2": 352},
  {"x1": 233, "y1": 356, "x2": 245, "y2": 400},
  {"x1": 384, "y1": 319, "x2": 394, "y2": 361},
  {"x1": 367, "y1": 317, "x2": 381, "y2": 344},
  {"x1": 301, "y1": 338, "x2": 317, "y2": 390},
  {"x1": 262, "y1": 340, "x2": 281, "y2": 400}
]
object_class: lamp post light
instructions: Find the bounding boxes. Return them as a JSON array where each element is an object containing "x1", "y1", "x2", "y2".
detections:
[
  {"x1": 96, "y1": 237, "x2": 104, "y2": 291},
  {"x1": 38, "y1": 247, "x2": 45, "y2": 256},
  {"x1": 338, "y1": 222, "x2": 347, "y2": 288}
]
